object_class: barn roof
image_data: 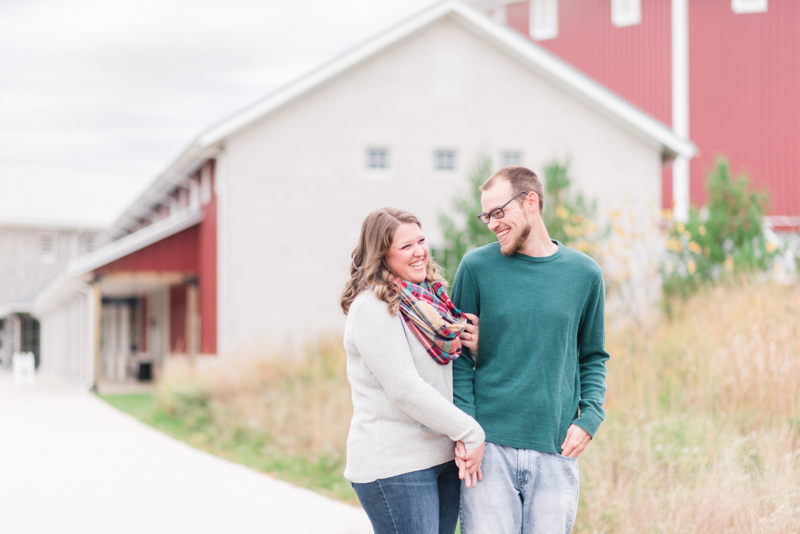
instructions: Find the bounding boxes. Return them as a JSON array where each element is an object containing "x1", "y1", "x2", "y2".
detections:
[
  {"x1": 108, "y1": 0, "x2": 695, "y2": 238},
  {"x1": 196, "y1": 0, "x2": 695, "y2": 157}
]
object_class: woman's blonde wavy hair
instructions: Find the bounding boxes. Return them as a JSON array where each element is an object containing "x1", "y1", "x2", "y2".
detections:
[{"x1": 341, "y1": 208, "x2": 448, "y2": 316}]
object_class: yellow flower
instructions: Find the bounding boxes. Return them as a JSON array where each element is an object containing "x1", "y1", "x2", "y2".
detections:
[
  {"x1": 677, "y1": 223, "x2": 685, "y2": 233},
  {"x1": 610, "y1": 210, "x2": 622, "y2": 220},
  {"x1": 687, "y1": 260, "x2": 696, "y2": 275},
  {"x1": 766, "y1": 242, "x2": 777, "y2": 253},
  {"x1": 661, "y1": 209, "x2": 673, "y2": 220},
  {"x1": 556, "y1": 205, "x2": 569, "y2": 220},
  {"x1": 724, "y1": 255, "x2": 734, "y2": 271},
  {"x1": 698, "y1": 225, "x2": 706, "y2": 236},
  {"x1": 688, "y1": 241, "x2": 702, "y2": 254},
  {"x1": 667, "y1": 238, "x2": 682, "y2": 252}
]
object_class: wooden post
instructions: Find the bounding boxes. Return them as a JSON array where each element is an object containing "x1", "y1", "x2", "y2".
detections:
[
  {"x1": 92, "y1": 277, "x2": 102, "y2": 392},
  {"x1": 186, "y1": 278, "x2": 198, "y2": 368}
]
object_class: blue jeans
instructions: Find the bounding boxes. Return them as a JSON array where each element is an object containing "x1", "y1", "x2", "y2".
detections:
[
  {"x1": 352, "y1": 460, "x2": 461, "y2": 534},
  {"x1": 460, "y1": 442, "x2": 580, "y2": 534}
]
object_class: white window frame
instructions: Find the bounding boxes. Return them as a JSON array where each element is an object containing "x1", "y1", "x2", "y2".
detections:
[
  {"x1": 40, "y1": 231, "x2": 56, "y2": 264},
  {"x1": 364, "y1": 147, "x2": 391, "y2": 179},
  {"x1": 529, "y1": 0, "x2": 558, "y2": 41},
  {"x1": 366, "y1": 147, "x2": 390, "y2": 171},
  {"x1": 433, "y1": 149, "x2": 458, "y2": 175},
  {"x1": 732, "y1": 0, "x2": 767, "y2": 14},
  {"x1": 612, "y1": 0, "x2": 641, "y2": 27},
  {"x1": 500, "y1": 150, "x2": 523, "y2": 167}
]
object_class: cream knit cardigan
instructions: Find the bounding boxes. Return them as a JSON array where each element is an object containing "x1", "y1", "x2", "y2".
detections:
[{"x1": 343, "y1": 290, "x2": 485, "y2": 484}]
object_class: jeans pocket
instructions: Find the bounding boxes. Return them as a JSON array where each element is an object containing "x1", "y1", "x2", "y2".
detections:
[{"x1": 554, "y1": 453, "x2": 578, "y2": 462}]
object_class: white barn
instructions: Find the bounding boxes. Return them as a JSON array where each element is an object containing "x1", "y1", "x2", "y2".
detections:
[{"x1": 33, "y1": 1, "x2": 693, "y2": 387}]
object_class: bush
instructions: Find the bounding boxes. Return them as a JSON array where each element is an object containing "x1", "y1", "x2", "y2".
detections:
[
  {"x1": 662, "y1": 157, "x2": 778, "y2": 298},
  {"x1": 541, "y1": 159, "x2": 606, "y2": 262}
]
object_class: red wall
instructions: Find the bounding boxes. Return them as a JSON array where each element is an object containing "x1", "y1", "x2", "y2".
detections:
[
  {"x1": 95, "y1": 225, "x2": 200, "y2": 275},
  {"x1": 198, "y1": 162, "x2": 218, "y2": 354},
  {"x1": 169, "y1": 285, "x2": 186, "y2": 353},
  {"x1": 505, "y1": 0, "x2": 800, "y2": 217},
  {"x1": 507, "y1": 0, "x2": 673, "y2": 125},
  {"x1": 688, "y1": 1, "x2": 800, "y2": 215}
]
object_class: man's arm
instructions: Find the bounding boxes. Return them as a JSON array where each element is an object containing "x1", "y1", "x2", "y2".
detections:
[
  {"x1": 451, "y1": 260, "x2": 479, "y2": 419},
  {"x1": 573, "y1": 275, "x2": 610, "y2": 438}
]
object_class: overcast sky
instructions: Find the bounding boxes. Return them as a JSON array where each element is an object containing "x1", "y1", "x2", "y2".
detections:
[{"x1": 0, "y1": 0, "x2": 437, "y2": 176}]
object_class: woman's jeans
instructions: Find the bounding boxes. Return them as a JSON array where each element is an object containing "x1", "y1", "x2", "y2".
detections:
[
  {"x1": 459, "y1": 442, "x2": 580, "y2": 534},
  {"x1": 352, "y1": 460, "x2": 460, "y2": 534}
]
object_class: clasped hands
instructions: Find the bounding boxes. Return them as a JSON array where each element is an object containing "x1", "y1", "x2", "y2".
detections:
[{"x1": 454, "y1": 440, "x2": 484, "y2": 488}]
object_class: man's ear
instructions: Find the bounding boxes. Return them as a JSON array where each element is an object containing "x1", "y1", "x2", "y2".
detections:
[{"x1": 526, "y1": 191, "x2": 540, "y2": 215}]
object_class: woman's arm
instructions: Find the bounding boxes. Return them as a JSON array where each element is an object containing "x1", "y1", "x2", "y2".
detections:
[{"x1": 351, "y1": 295, "x2": 485, "y2": 450}]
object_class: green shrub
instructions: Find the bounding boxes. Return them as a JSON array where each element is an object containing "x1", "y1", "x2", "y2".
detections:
[
  {"x1": 541, "y1": 159, "x2": 606, "y2": 262},
  {"x1": 662, "y1": 157, "x2": 777, "y2": 297}
]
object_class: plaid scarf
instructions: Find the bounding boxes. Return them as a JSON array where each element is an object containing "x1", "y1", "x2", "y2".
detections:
[{"x1": 393, "y1": 278, "x2": 466, "y2": 365}]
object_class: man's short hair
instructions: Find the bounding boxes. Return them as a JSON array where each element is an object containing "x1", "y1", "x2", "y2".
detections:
[{"x1": 481, "y1": 166, "x2": 544, "y2": 212}]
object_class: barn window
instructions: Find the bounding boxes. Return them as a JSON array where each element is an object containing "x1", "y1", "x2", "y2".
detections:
[
  {"x1": 434, "y1": 150, "x2": 457, "y2": 172},
  {"x1": 612, "y1": 0, "x2": 641, "y2": 27},
  {"x1": 529, "y1": 0, "x2": 558, "y2": 41},
  {"x1": 40, "y1": 232, "x2": 56, "y2": 263},
  {"x1": 366, "y1": 148, "x2": 390, "y2": 170},
  {"x1": 501, "y1": 151, "x2": 523, "y2": 167},
  {"x1": 732, "y1": 0, "x2": 767, "y2": 13}
]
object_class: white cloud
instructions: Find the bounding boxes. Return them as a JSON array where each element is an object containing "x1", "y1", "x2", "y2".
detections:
[{"x1": 0, "y1": 0, "x2": 436, "y2": 173}]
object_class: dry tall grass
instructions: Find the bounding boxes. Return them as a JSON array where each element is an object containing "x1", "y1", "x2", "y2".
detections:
[
  {"x1": 158, "y1": 337, "x2": 352, "y2": 457},
  {"x1": 156, "y1": 282, "x2": 800, "y2": 530},
  {"x1": 576, "y1": 281, "x2": 800, "y2": 533}
]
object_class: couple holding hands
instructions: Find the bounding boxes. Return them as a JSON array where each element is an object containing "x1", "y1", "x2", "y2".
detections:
[{"x1": 341, "y1": 166, "x2": 609, "y2": 534}]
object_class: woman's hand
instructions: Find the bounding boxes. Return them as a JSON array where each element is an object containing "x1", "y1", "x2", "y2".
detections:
[
  {"x1": 459, "y1": 313, "x2": 479, "y2": 354},
  {"x1": 455, "y1": 440, "x2": 485, "y2": 488}
]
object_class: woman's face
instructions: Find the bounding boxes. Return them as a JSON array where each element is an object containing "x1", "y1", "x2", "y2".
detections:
[{"x1": 385, "y1": 223, "x2": 428, "y2": 284}]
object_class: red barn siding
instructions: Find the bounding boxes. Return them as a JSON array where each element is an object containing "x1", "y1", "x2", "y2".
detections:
[
  {"x1": 506, "y1": 0, "x2": 673, "y2": 125},
  {"x1": 170, "y1": 285, "x2": 186, "y2": 353},
  {"x1": 198, "y1": 162, "x2": 218, "y2": 354},
  {"x1": 689, "y1": 1, "x2": 800, "y2": 216},
  {"x1": 95, "y1": 225, "x2": 200, "y2": 275},
  {"x1": 139, "y1": 295, "x2": 148, "y2": 353},
  {"x1": 662, "y1": 158, "x2": 673, "y2": 211}
]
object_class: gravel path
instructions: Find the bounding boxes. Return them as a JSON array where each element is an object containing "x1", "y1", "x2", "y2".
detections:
[{"x1": 0, "y1": 372, "x2": 371, "y2": 534}]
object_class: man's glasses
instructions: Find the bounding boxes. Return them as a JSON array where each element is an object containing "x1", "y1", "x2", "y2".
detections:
[{"x1": 477, "y1": 191, "x2": 529, "y2": 224}]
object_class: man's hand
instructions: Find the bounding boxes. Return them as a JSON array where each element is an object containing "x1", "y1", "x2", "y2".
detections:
[
  {"x1": 455, "y1": 440, "x2": 484, "y2": 488},
  {"x1": 560, "y1": 424, "x2": 591, "y2": 458},
  {"x1": 459, "y1": 313, "x2": 479, "y2": 354}
]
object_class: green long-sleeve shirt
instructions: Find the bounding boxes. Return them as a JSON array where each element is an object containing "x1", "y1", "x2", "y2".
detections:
[{"x1": 451, "y1": 241, "x2": 609, "y2": 454}]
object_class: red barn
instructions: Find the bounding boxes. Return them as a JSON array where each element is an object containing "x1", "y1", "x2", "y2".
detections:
[{"x1": 474, "y1": 0, "x2": 799, "y2": 229}]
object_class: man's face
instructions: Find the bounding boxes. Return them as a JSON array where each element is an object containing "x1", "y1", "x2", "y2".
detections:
[{"x1": 480, "y1": 180, "x2": 531, "y2": 256}]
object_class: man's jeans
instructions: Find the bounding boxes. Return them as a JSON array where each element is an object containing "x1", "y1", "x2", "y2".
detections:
[
  {"x1": 352, "y1": 460, "x2": 460, "y2": 534},
  {"x1": 460, "y1": 442, "x2": 580, "y2": 534}
]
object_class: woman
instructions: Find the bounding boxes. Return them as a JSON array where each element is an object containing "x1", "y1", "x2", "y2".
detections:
[{"x1": 341, "y1": 208, "x2": 485, "y2": 534}]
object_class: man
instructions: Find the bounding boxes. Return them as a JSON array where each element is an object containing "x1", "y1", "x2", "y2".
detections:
[{"x1": 451, "y1": 166, "x2": 609, "y2": 534}]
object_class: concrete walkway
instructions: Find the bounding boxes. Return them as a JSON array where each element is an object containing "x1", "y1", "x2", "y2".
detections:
[{"x1": 0, "y1": 372, "x2": 372, "y2": 534}]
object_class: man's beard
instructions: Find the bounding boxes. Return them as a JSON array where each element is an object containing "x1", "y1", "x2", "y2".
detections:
[{"x1": 499, "y1": 222, "x2": 531, "y2": 256}]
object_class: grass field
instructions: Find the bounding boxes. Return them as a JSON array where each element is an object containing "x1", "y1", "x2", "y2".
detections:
[{"x1": 101, "y1": 281, "x2": 800, "y2": 532}]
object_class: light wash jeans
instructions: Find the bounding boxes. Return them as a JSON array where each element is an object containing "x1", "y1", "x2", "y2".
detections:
[{"x1": 459, "y1": 442, "x2": 580, "y2": 534}]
